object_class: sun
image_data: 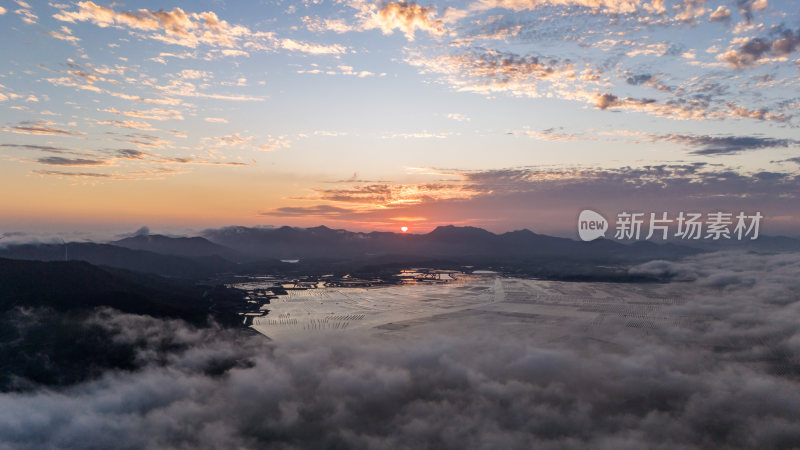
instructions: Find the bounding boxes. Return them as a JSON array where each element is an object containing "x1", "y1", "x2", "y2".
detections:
[{"x1": 400, "y1": 226, "x2": 408, "y2": 233}]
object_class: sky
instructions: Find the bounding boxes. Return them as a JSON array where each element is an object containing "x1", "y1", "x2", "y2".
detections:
[{"x1": 0, "y1": 0, "x2": 798, "y2": 237}]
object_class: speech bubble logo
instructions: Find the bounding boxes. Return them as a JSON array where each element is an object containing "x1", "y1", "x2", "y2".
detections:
[{"x1": 578, "y1": 209, "x2": 608, "y2": 241}]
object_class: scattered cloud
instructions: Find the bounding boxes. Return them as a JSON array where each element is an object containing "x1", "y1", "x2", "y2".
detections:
[
  {"x1": 204, "y1": 132, "x2": 253, "y2": 147},
  {"x1": 364, "y1": 2, "x2": 445, "y2": 41},
  {"x1": 662, "y1": 134, "x2": 798, "y2": 156},
  {"x1": 302, "y1": 16, "x2": 356, "y2": 34},
  {"x1": 115, "y1": 149, "x2": 149, "y2": 159},
  {"x1": 0, "y1": 143, "x2": 70, "y2": 153},
  {"x1": 446, "y1": 113, "x2": 470, "y2": 122},
  {"x1": 470, "y1": 0, "x2": 647, "y2": 14},
  {"x1": 33, "y1": 169, "x2": 110, "y2": 178},
  {"x1": 296, "y1": 64, "x2": 381, "y2": 77},
  {"x1": 708, "y1": 6, "x2": 731, "y2": 22},
  {"x1": 280, "y1": 38, "x2": 348, "y2": 55},
  {"x1": 53, "y1": 2, "x2": 274, "y2": 52},
  {"x1": 14, "y1": 1, "x2": 37, "y2": 25},
  {"x1": 47, "y1": 26, "x2": 80, "y2": 43},
  {"x1": 6, "y1": 121, "x2": 86, "y2": 136},
  {"x1": 261, "y1": 204, "x2": 357, "y2": 217},
  {"x1": 37, "y1": 156, "x2": 107, "y2": 166},
  {"x1": 258, "y1": 136, "x2": 292, "y2": 151},
  {"x1": 267, "y1": 163, "x2": 800, "y2": 233},
  {"x1": 718, "y1": 26, "x2": 800, "y2": 68},
  {"x1": 99, "y1": 119, "x2": 156, "y2": 131},
  {"x1": 155, "y1": 79, "x2": 264, "y2": 101},
  {"x1": 179, "y1": 69, "x2": 213, "y2": 80},
  {"x1": 102, "y1": 107, "x2": 184, "y2": 121}
]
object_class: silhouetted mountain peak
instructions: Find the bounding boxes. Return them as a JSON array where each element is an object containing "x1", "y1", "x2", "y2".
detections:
[
  {"x1": 112, "y1": 234, "x2": 238, "y2": 260},
  {"x1": 427, "y1": 225, "x2": 495, "y2": 240},
  {"x1": 503, "y1": 229, "x2": 539, "y2": 237},
  {"x1": 306, "y1": 225, "x2": 340, "y2": 235}
]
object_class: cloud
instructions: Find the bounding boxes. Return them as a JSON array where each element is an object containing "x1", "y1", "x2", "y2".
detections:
[
  {"x1": 159, "y1": 156, "x2": 248, "y2": 167},
  {"x1": 471, "y1": 0, "x2": 646, "y2": 14},
  {"x1": 398, "y1": 16, "x2": 796, "y2": 125},
  {"x1": 719, "y1": 26, "x2": 800, "y2": 68},
  {"x1": 99, "y1": 119, "x2": 156, "y2": 131},
  {"x1": 446, "y1": 113, "x2": 470, "y2": 122},
  {"x1": 36, "y1": 156, "x2": 107, "y2": 166},
  {"x1": 2, "y1": 252, "x2": 800, "y2": 447},
  {"x1": 14, "y1": 1, "x2": 37, "y2": 24},
  {"x1": 305, "y1": 181, "x2": 480, "y2": 207},
  {"x1": 296, "y1": 64, "x2": 380, "y2": 77},
  {"x1": 662, "y1": 134, "x2": 798, "y2": 156},
  {"x1": 625, "y1": 73, "x2": 654, "y2": 85},
  {"x1": 627, "y1": 259, "x2": 698, "y2": 280},
  {"x1": 261, "y1": 204, "x2": 358, "y2": 217},
  {"x1": 6, "y1": 121, "x2": 85, "y2": 136},
  {"x1": 107, "y1": 91, "x2": 182, "y2": 106},
  {"x1": 113, "y1": 132, "x2": 173, "y2": 149},
  {"x1": 203, "y1": 132, "x2": 253, "y2": 147},
  {"x1": 103, "y1": 107, "x2": 184, "y2": 121},
  {"x1": 782, "y1": 157, "x2": 800, "y2": 166},
  {"x1": 280, "y1": 38, "x2": 348, "y2": 55},
  {"x1": 406, "y1": 47, "x2": 578, "y2": 98},
  {"x1": 0, "y1": 143, "x2": 70, "y2": 153},
  {"x1": 365, "y1": 2, "x2": 445, "y2": 41},
  {"x1": 708, "y1": 5, "x2": 731, "y2": 22},
  {"x1": 258, "y1": 136, "x2": 292, "y2": 151},
  {"x1": 272, "y1": 163, "x2": 800, "y2": 234},
  {"x1": 408, "y1": 46, "x2": 757, "y2": 124},
  {"x1": 53, "y1": 2, "x2": 273, "y2": 51},
  {"x1": 33, "y1": 170, "x2": 110, "y2": 178},
  {"x1": 132, "y1": 226, "x2": 150, "y2": 236},
  {"x1": 115, "y1": 149, "x2": 149, "y2": 159},
  {"x1": 302, "y1": 16, "x2": 356, "y2": 34},
  {"x1": 724, "y1": 102, "x2": 789, "y2": 123},
  {"x1": 737, "y1": 0, "x2": 768, "y2": 23},
  {"x1": 511, "y1": 127, "x2": 580, "y2": 141},
  {"x1": 204, "y1": 117, "x2": 229, "y2": 123},
  {"x1": 179, "y1": 69, "x2": 213, "y2": 80},
  {"x1": 47, "y1": 26, "x2": 80, "y2": 43},
  {"x1": 155, "y1": 79, "x2": 264, "y2": 102}
]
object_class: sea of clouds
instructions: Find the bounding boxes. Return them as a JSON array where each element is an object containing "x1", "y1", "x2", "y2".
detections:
[{"x1": 1, "y1": 251, "x2": 799, "y2": 449}]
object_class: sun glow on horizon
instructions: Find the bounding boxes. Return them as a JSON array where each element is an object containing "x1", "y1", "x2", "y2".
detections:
[{"x1": 401, "y1": 226, "x2": 409, "y2": 233}]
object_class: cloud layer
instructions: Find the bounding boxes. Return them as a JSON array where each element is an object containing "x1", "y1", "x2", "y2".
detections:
[{"x1": 1, "y1": 252, "x2": 800, "y2": 448}]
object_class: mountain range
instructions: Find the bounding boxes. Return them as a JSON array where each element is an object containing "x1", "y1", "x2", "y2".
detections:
[{"x1": 1, "y1": 225, "x2": 798, "y2": 280}]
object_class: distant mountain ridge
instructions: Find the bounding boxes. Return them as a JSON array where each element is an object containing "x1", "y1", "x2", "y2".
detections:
[
  {"x1": 112, "y1": 234, "x2": 242, "y2": 260},
  {"x1": 0, "y1": 242, "x2": 237, "y2": 278},
  {"x1": 202, "y1": 224, "x2": 702, "y2": 262},
  {"x1": 2, "y1": 225, "x2": 798, "y2": 280}
]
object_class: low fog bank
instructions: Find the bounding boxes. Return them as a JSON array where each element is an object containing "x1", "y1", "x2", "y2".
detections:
[{"x1": 1, "y1": 251, "x2": 799, "y2": 449}]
